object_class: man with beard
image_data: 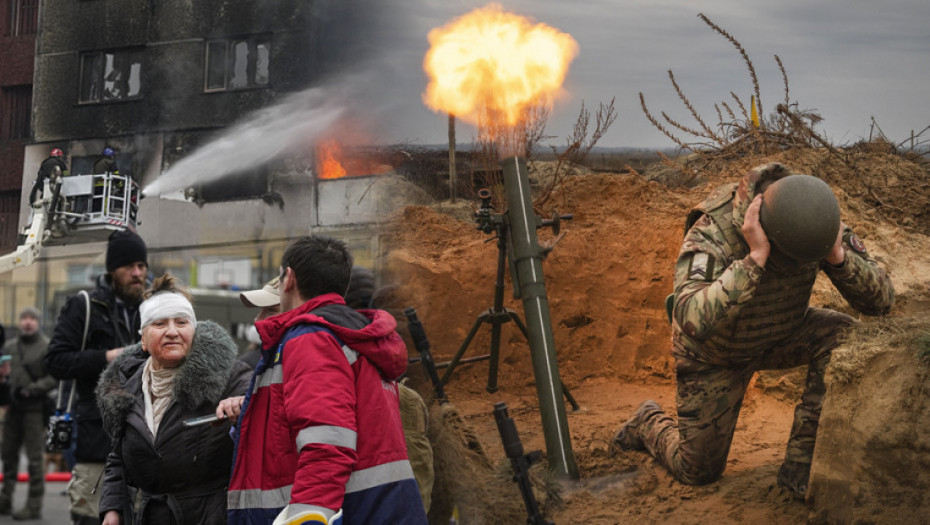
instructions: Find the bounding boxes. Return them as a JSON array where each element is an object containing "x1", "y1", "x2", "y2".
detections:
[
  {"x1": 612, "y1": 163, "x2": 894, "y2": 501},
  {"x1": 45, "y1": 229, "x2": 148, "y2": 525}
]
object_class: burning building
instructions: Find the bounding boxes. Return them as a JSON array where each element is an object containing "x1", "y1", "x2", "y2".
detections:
[{"x1": 3, "y1": 0, "x2": 406, "y2": 328}]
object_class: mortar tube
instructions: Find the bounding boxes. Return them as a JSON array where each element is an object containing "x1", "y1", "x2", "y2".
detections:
[{"x1": 500, "y1": 155, "x2": 578, "y2": 479}]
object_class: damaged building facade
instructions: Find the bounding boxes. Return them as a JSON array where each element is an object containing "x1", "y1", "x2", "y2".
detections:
[{"x1": 5, "y1": 0, "x2": 399, "y2": 329}]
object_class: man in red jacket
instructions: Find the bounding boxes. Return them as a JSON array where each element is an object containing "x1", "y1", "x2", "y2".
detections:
[{"x1": 225, "y1": 235, "x2": 426, "y2": 525}]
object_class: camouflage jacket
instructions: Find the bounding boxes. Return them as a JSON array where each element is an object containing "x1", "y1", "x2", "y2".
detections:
[{"x1": 671, "y1": 164, "x2": 895, "y2": 366}]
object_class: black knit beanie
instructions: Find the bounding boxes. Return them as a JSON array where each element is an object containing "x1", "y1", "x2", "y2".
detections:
[{"x1": 106, "y1": 229, "x2": 147, "y2": 272}]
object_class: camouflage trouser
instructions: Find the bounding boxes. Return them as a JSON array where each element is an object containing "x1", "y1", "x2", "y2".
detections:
[
  {"x1": 640, "y1": 307, "x2": 854, "y2": 485},
  {"x1": 399, "y1": 383, "x2": 434, "y2": 513},
  {"x1": 1, "y1": 409, "x2": 47, "y2": 509}
]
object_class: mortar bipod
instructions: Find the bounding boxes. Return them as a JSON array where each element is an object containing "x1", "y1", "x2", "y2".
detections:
[{"x1": 438, "y1": 208, "x2": 579, "y2": 411}]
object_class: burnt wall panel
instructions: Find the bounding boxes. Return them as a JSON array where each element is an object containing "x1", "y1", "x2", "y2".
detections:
[
  {"x1": 149, "y1": 0, "x2": 312, "y2": 41},
  {"x1": 34, "y1": 0, "x2": 323, "y2": 142},
  {"x1": 32, "y1": 52, "x2": 83, "y2": 142},
  {"x1": 36, "y1": 0, "x2": 149, "y2": 54}
]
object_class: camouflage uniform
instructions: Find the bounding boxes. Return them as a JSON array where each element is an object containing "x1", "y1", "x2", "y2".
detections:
[
  {"x1": 399, "y1": 383, "x2": 434, "y2": 513},
  {"x1": 634, "y1": 163, "x2": 894, "y2": 486}
]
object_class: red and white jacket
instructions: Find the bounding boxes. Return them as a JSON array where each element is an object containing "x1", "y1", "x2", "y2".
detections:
[{"x1": 227, "y1": 294, "x2": 426, "y2": 524}]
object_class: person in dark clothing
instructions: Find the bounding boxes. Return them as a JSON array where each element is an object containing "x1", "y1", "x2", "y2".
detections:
[
  {"x1": 237, "y1": 276, "x2": 282, "y2": 369},
  {"x1": 29, "y1": 147, "x2": 69, "y2": 205},
  {"x1": 92, "y1": 147, "x2": 117, "y2": 175},
  {"x1": 44, "y1": 229, "x2": 149, "y2": 525},
  {"x1": 96, "y1": 275, "x2": 252, "y2": 525},
  {"x1": 0, "y1": 308, "x2": 56, "y2": 520},
  {"x1": 343, "y1": 266, "x2": 376, "y2": 309},
  {"x1": 0, "y1": 324, "x2": 9, "y2": 407}
]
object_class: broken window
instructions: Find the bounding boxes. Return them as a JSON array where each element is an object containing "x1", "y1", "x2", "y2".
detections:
[
  {"x1": 204, "y1": 35, "x2": 271, "y2": 92},
  {"x1": 79, "y1": 48, "x2": 143, "y2": 103},
  {"x1": 7, "y1": 0, "x2": 38, "y2": 36}
]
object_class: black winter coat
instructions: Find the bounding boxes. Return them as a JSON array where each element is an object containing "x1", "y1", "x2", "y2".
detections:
[
  {"x1": 96, "y1": 321, "x2": 252, "y2": 525},
  {"x1": 45, "y1": 276, "x2": 142, "y2": 462},
  {"x1": 29, "y1": 155, "x2": 68, "y2": 204}
]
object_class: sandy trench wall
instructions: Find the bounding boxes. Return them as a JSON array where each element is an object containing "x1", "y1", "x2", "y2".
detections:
[
  {"x1": 808, "y1": 320, "x2": 930, "y2": 524},
  {"x1": 381, "y1": 173, "x2": 693, "y2": 387}
]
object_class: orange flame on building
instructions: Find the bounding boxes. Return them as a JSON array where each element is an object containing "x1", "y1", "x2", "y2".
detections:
[
  {"x1": 422, "y1": 3, "x2": 579, "y2": 127},
  {"x1": 316, "y1": 140, "x2": 347, "y2": 180}
]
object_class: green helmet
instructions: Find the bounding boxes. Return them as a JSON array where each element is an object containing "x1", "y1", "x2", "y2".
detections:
[{"x1": 759, "y1": 174, "x2": 840, "y2": 264}]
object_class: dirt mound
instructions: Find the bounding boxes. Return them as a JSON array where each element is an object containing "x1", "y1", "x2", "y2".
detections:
[
  {"x1": 808, "y1": 318, "x2": 930, "y2": 524},
  {"x1": 381, "y1": 149, "x2": 930, "y2": 523},
  {"x1": 384, "y1": 173, "x2": 692, "y2": 383}
]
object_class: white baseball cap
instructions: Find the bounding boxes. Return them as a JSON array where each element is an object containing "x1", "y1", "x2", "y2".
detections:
[{"x1": 239, "y1": 276, "x2": 280, "y2": 308}]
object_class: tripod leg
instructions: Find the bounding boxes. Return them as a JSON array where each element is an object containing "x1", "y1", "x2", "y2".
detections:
[
  {"x1": 509, "y1": 310, "x2": 530, "y2": 339},
  {"x1": 441, "y1": 314, "x2": 485, "y2": 386},
  {"x1": 487, "y1": 320, "x2": 502, "y2": 393},
  {"x1": 561, "y1": 382, "x2": 580, "y2": 412}
]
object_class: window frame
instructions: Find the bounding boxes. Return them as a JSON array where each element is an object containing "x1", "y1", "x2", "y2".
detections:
[
  {"x1": 203, "y1": 34, "x2": 271, "y2": 93},
  {"x1": 78, "y1": 47, "x2": 145, "y2": 105},
  {"x1": 7, "y1": 0, "x2": 38, "y2": 37}
]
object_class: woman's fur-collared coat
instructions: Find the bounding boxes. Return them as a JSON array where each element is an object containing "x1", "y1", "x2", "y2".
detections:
[{"x1": 96, "y1": 320, "x2": 252, "y2": 524}]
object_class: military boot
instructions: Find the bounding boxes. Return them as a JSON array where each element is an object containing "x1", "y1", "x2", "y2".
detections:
[
  {"x1": 776, "y1": 459, "x2": 811, "y2": 501},
  {"x1": 611, "y1": 400, "x2": 663, "y2": 452},
  {"x1": 12, "y1": 506, "x2": 41, "y2": 520}
]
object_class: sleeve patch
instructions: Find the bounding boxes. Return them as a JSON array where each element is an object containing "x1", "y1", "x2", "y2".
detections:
[
  {"x1": 849, "y1": 234, "x2": 866, "y2": 253},
  {"x1": 688, "y1": 253, "x2": 715, "y2": 281}
]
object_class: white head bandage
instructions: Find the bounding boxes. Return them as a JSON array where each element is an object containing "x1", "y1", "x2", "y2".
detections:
[{"x1": 140, "y1": 292, "x2": 197, "y2": 331}]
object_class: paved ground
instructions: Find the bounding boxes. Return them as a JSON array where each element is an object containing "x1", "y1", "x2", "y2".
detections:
[{"x1": 0, "y1": 480, "x2": 71, "y2": 523}]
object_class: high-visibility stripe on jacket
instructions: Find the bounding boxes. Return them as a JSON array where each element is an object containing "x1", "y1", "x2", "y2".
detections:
[{"x1": 227, "y1": 294, "x2": 426, "y2": 524}]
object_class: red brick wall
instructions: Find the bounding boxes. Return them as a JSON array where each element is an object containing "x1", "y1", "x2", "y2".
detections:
[
  {"x1": 0, "y1": 0, "x2": 37, "y2": 85},
  {"x1": 0, "y1": 0, "x2": 36, "y2": 248}
]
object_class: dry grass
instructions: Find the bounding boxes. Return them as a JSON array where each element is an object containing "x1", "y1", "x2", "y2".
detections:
[
  {"x1": 636, "y1": 14, "x2": 930, "y2": 232},
  {"x1": 639, "y1": 13, "x2": 833, "y2": 169},
  {"x1": 639, "y1": 14, "x2": 930, "y2": 172},
  {"x1": 829, "y1": 317, "x2": 930, "y2": 384}
]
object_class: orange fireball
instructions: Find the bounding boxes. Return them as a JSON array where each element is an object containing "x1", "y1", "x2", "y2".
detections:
[
  {"x1": 422, "y1": 3, "x2": 579, "y2": 127},
  {"x1": 316, "y1": 140, "x2": 347, "y2": 180}
]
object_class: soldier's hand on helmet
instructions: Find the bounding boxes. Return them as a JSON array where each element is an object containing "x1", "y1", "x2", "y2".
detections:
[
  {"x1": 825, "y1": 221, "x2": 847, "y2": 266},
  {"x1": 742, "y1": 195, "x2": 771, "y2": 267}
]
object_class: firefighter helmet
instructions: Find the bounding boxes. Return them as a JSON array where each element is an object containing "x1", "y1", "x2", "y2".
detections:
[
  {"x1": 103, "y1": 147, "x2": 115, "y2": 158},
  {"x1": 51, "y1": 148, "x2": 63, "y2": 157},
  {"x1": 759, "y1": 174, "x2": 840, "y2": 264}
]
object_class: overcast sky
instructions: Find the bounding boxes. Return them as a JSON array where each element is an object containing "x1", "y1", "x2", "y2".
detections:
[{"x1": 339, "y1": 0, "x2": 930, "y2": 150}]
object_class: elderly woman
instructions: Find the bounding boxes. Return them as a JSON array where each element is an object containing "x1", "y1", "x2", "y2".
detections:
[{"x1": 96, "y1": 275, "x2": 251, "y2": 524}]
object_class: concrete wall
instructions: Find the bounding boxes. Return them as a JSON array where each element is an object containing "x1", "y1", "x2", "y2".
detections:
[{"x1": 33, "y1": 0, "x2": 320, "y2": 142}]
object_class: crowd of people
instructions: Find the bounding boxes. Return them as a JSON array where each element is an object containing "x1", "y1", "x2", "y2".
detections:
[
  {"x1": 0, "y1": 229, "x2": 431, "y2": 524},
  {"x1": 0, "y1": 160, "x2": 895, "y2": 523}
]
